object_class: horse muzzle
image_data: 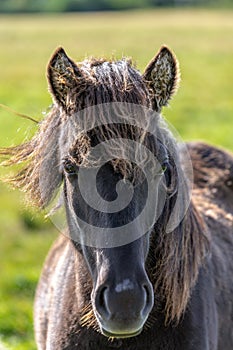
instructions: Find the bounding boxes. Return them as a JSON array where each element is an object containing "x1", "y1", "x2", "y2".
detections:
[{"x1": 93, "y1": 277, "x2": 154, "y2": 338}]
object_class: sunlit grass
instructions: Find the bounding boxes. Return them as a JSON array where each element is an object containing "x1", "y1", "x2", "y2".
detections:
[{"x1": 0, "y1": 9, "x2": 233, "y2": 349}]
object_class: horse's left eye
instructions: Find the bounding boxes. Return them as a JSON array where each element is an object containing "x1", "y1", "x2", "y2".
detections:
[
  {"x1": 63, "y1": 159, "x2": 77, "y2": 175},
  {"x1": 160, "y1": 161, "x2": 169, "y2": 175},
  {"x1": 161, "y1": 164, "x2": 168, "y2": 173},
  {"x1": 163, "y1": 162, "x2": 172, "y2": 187}
]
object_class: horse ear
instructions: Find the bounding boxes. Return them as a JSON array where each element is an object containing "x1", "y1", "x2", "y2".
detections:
[
  {"x1": 143, "y1": 46, "x2": 180, "y2": 111},
  {"x1": 47, "y1": 47, "x2": 81, "y2": 110}
]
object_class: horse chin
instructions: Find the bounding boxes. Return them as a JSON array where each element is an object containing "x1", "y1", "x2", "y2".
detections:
[{"x1": 101, "y1": 327, "x2": 143, "y2": 339}]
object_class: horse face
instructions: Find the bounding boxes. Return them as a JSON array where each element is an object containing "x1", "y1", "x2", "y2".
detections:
[
  {"x1": 47, "y1": 45, "x2": 180, "y2": 338},
  {"x1": 63, "y1": 160, "x2": 155, "y2": 338}
]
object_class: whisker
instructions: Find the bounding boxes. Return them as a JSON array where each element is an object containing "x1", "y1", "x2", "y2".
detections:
[{"x1": 0, "y1": 103, "x2": 39, "y2": 124}]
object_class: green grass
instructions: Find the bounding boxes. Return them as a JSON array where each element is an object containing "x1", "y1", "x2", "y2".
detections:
[{"x1": 0, "y1": 9, "x2": 233, "y2": 349}]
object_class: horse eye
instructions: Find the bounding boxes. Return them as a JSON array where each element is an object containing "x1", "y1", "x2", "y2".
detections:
[
  {"x1": 159, "y1": 161, "x2": 169, "y2": 175},
  {"x1": 161, "y1": 164, "x2": 168, "y2": 173},
  {"x1": 163, "y1": 162, "x2": 172, "y2": 187},
  {"x1": 63, "y1": 159, "x2": 77, "y2": 175}
]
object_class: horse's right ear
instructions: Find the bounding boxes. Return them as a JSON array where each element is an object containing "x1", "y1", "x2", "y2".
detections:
[{"x1": 47, "y1": 47, "x2": 81, "y2": 110}]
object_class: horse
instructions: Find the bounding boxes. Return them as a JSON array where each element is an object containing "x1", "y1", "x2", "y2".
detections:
[{"x1": 1, "y1": 46, "x2": 233, "y2": 350}]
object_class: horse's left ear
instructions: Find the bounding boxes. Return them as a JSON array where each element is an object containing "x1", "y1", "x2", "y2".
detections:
[
  {"x1": 47, "y1": 47, "x2": 82, "y2": 110},
  {"x1": 143, "y1": 46, "x2": 180, "y2": 111}
]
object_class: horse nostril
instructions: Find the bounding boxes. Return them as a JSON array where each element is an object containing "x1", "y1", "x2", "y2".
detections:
[
  {"x1": 142, "y1": 282, "x2": 154, "y2": 316},
  {"x1": 99, "y1": 287, "x2": 107, "y2": 309},
  {"x1": 144, "y1": 284, "x2": 150, "y2": 302},
  {"x1": 95, "y1": 286, "x2": 110, "y2": 320}
]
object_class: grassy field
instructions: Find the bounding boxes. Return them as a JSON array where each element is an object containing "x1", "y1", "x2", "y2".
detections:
[{"x1": 0, "y1": 9, "x2": 233, "y2": 349}]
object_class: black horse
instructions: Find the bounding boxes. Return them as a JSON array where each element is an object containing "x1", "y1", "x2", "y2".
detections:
[{"x1": 1, "y1": 46, "x2": 233, "y2": 349}]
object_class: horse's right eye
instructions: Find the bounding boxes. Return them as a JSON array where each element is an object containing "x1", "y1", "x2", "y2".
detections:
[{"x1": 63, "y1": 159, "x2": 77, "y2": 175}]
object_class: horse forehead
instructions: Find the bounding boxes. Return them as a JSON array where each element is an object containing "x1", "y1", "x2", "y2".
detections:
[{"x1": 79, "y1": 58, "x2": 137, "y2": 80}]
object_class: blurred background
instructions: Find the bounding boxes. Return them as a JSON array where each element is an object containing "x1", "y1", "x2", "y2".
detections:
[
  {"x1": 0, "y1": 0, "x2": 232, "y2": 12},
  {"x1": 0, "y1": 1, "x2": 232, "y2": 349}
]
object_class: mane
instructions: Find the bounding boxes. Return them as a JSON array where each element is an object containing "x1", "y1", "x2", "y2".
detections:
[
  {"x1": 0, "y1": 56, "x2": 209, "y2": 324},
  {"x1": 151, "y1": 202, "x2": 209, "y2": 323}
]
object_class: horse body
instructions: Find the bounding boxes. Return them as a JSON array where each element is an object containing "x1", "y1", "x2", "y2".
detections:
[{"x1": 1, "y1": 46, "x2": 233, "y2": 349}]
